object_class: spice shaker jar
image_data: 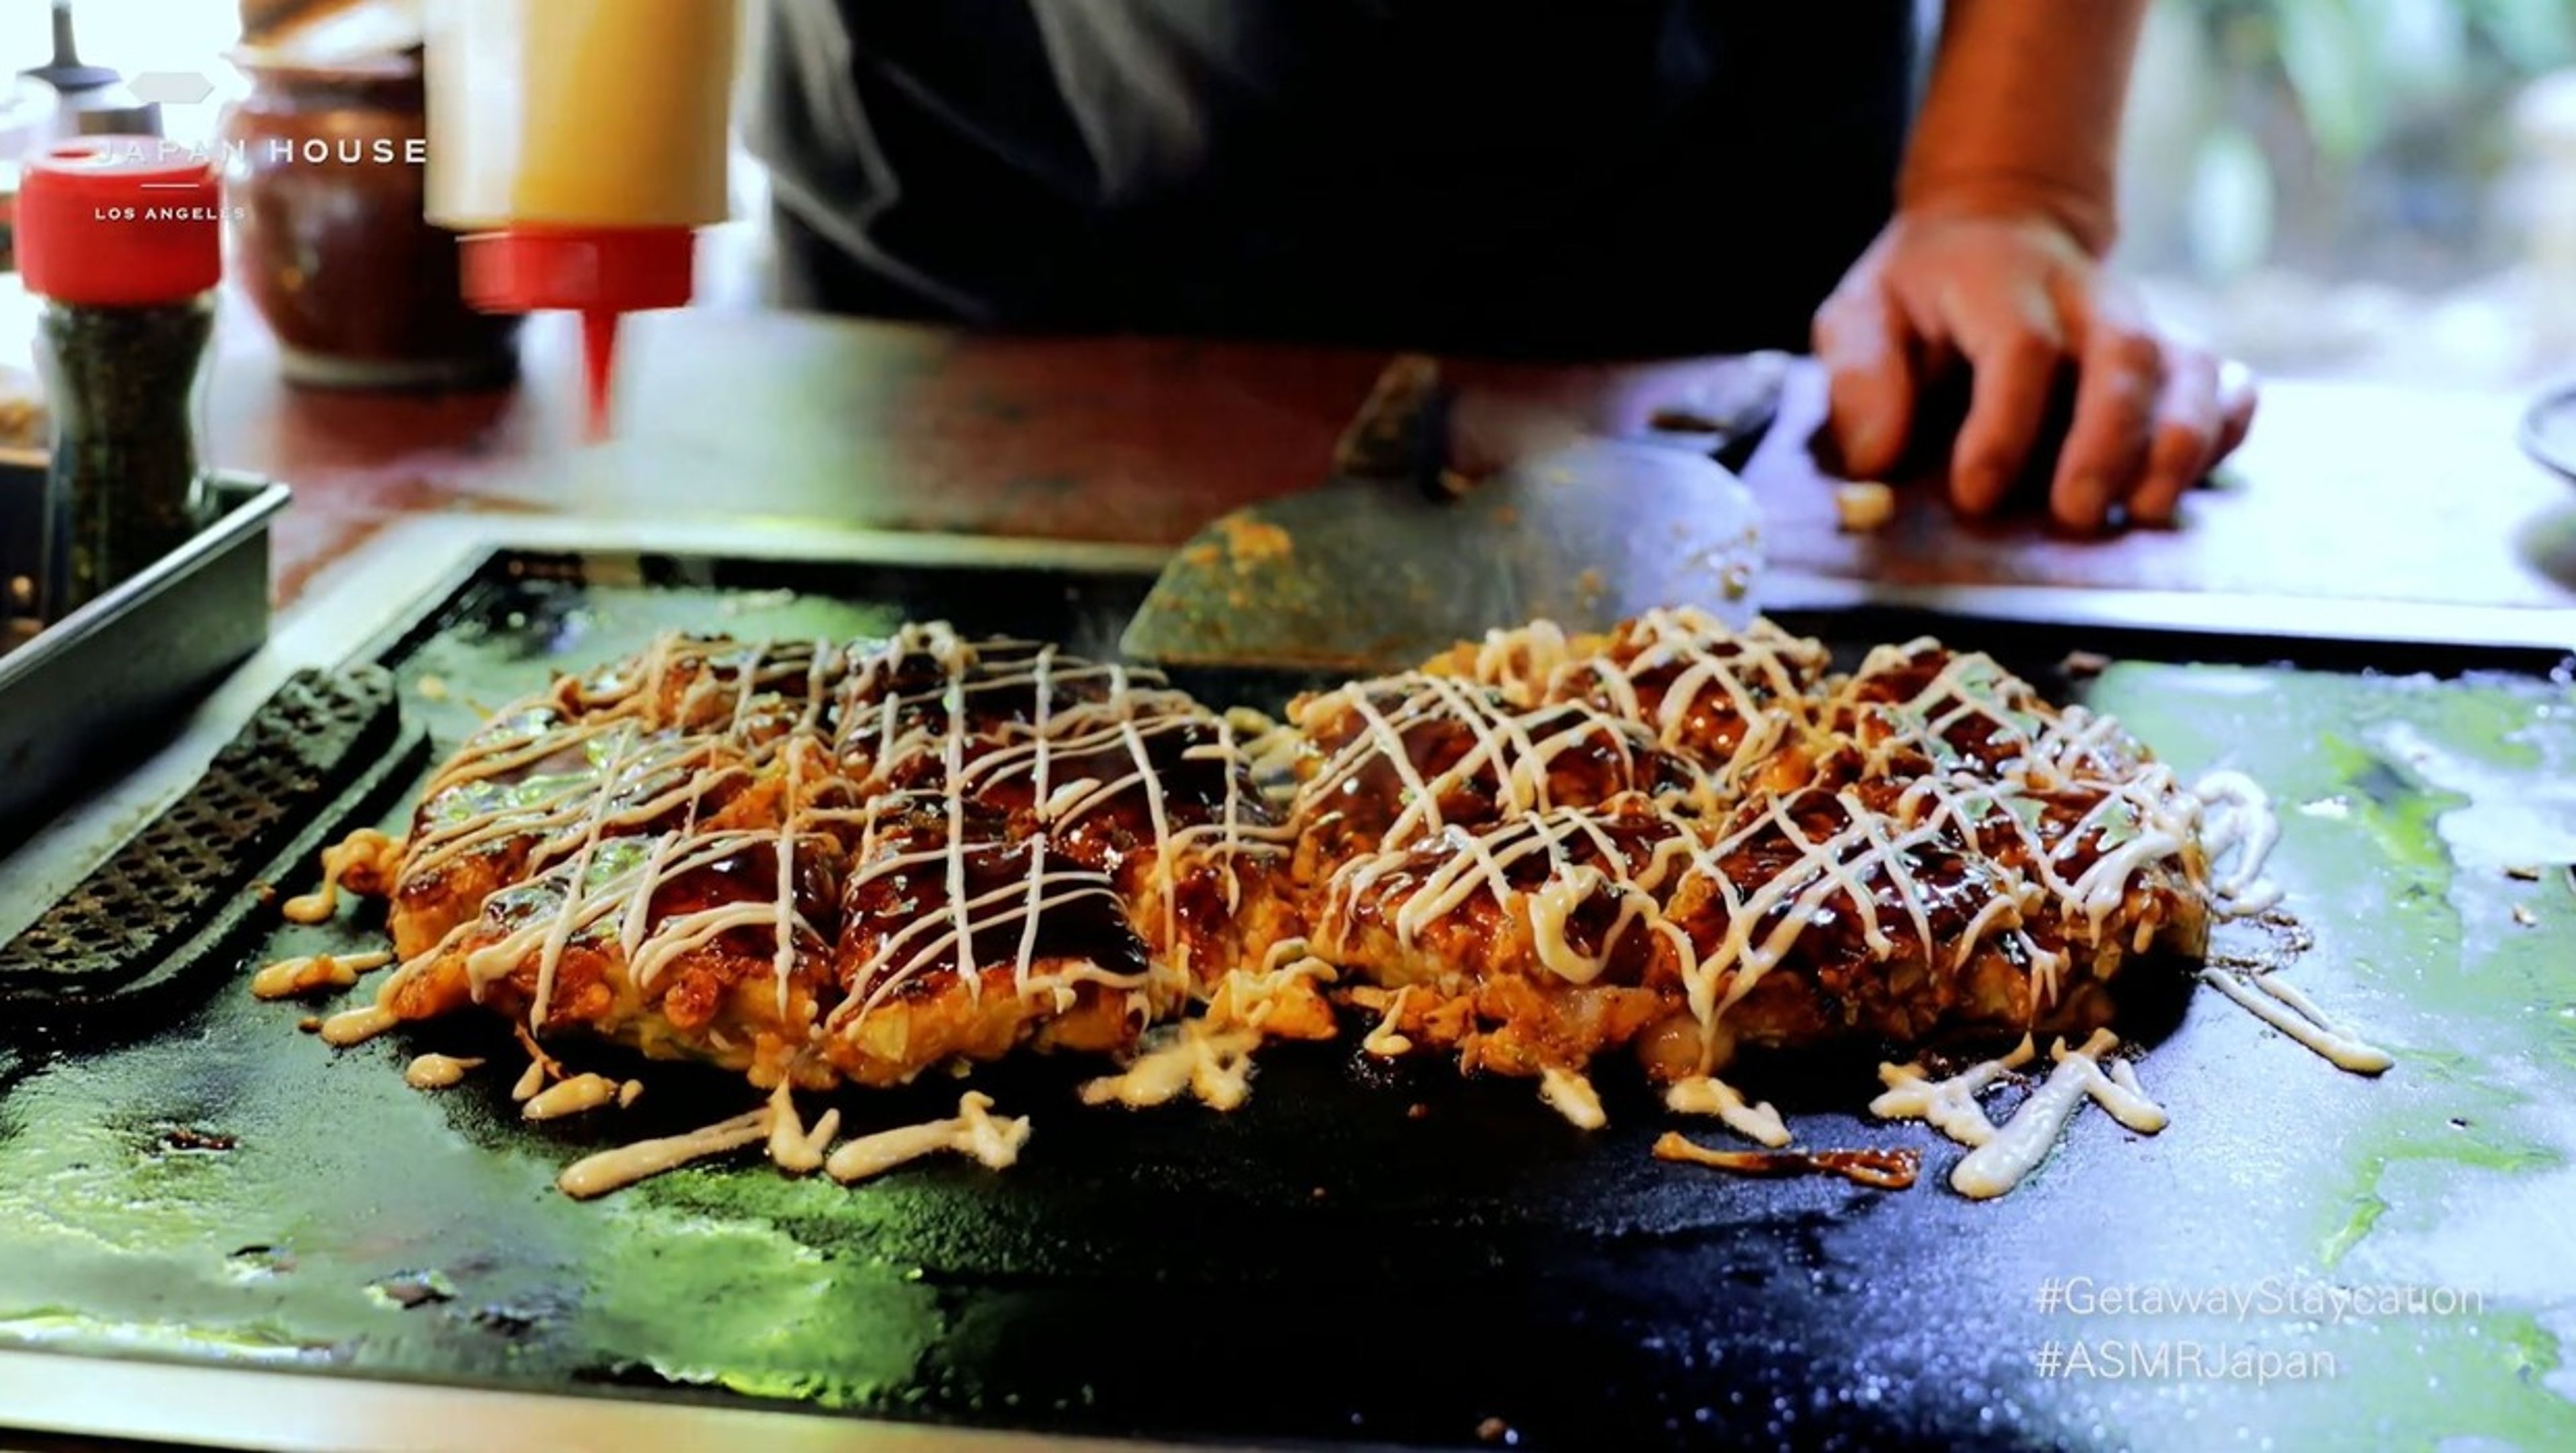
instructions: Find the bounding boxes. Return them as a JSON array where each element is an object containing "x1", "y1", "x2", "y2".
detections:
[{"x1": 15, "y1": 138, "x2": 222, "y2": 619}]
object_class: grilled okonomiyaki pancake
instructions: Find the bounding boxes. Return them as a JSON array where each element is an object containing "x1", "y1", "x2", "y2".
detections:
[
  {"x1": 1282, "y1": 669, "x2": 1721, "y2": 874},
  {"x1": 1293, "y1": 618, "x2": 2235, "y2": 1084},
  {"x1": 347, "y1": 611, "x2": 2246, "y2": 1104},
  {"x1": 366, "y1": 626, "x2": 1285, "y2": 1089},
  {"x1": 823, "y1": 792, "x2": 1156, "y2": 1086},
  {"x1": 385, "y1": 636, "x2": 840, "y2": 961},
  {"x1": 1422, "y1": 607, "x2": 1833, "y2": 794},
  {"x1": 830, "y1": 623, "x2": 1295, "y2": 988}
]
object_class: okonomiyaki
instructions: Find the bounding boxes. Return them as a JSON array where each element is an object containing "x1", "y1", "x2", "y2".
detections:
[
  {"x1": 363, "y1": 625, "x2": 1292, "y2": 1093},
  {"x1": 268, "y1": 607, "x2": 2378, "y2": 1202}
]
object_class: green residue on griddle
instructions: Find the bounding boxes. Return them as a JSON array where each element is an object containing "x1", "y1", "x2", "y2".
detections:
[
  {"x1": 2117, "y1": 1302, "x2": 2576, "y2": 1453},
  {"x1": 2396, "y1": 1310, "x2": 2576, "y2": 1450},
  {"x1": 2308, "y1": 1071, "x2": 2567, "y2": 1271},
  {"x1": 570, "y1": 1195, "x2": 945, "y2": 1413},
  {"x1": 2318, "y1": 1192, "x2": 2386, "y2": 1269},
  {"x1": 2316, "y1": 733, "x2": 2466, "y2": 881},
  {"x1": 0, "y1": 1103, "x2": 229, "y2": 1255},
  {"x1": 2331, "y1": 1308, "x2": 2576, "y2": 1452},
  {"x1": 2088, "y1": 664, "x2": 2576, "y2": 1286}
]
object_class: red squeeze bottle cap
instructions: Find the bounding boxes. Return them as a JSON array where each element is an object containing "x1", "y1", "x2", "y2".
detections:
[
  {"x1": 17, "y1": 137, "x2": 221, "y2": 306},
  {"x1": 457, "y1": 226, "x2": 695, "y2": 443}
]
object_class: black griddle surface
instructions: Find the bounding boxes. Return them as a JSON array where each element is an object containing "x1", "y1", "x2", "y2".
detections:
[{"x1": 2, "y1": 551, "x2": 2572, "y2": 1453}]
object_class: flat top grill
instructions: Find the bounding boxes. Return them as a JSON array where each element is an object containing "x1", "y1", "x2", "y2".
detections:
[{"x1": 1, "y1": 545, "x2": 2571, "y2": 1453}]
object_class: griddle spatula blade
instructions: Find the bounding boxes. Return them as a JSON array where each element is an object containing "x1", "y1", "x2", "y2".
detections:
[{"x1": 1119, "y1": 436, "x2": 1765, "y2": 674}]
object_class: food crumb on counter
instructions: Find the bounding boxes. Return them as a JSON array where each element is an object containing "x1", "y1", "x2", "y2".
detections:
[
  {"x1": 1834, "y1": 481, "x2": 1895, "y2": 533},
  {"x1": 2512, "y1": 904, "x2": 2537, "y2": 927},
  {"x1": 416, "y1": 674, "x2": 449, "y2": 701},
  {"x1": 296, "y1": 1016, "x2": 322, "y2": 1033},
  {"x1": 2505, "y1": 864, "x2": 2542, "y2": 882}
]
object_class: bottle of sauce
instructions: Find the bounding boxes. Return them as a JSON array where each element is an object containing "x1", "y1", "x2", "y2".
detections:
[
  {"x1": 422, "y1": 0, "x2": 739, "y2": 440},
  {"x1": 15, "y1": 137, "x2": 221, "y2": 619}
]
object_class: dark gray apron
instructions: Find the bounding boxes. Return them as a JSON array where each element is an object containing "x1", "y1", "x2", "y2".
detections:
[{"x1": 746, "y1": 1, "x2": 1918, "y2": 359}]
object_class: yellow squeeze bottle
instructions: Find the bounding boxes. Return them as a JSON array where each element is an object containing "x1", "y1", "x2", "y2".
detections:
[{"x1": 423, "y1": 0, "x2": 738, "y2": 439}]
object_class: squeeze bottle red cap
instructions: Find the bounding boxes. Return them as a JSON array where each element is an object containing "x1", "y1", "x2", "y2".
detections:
[
  {"x1": 17, "y1": 138, "x2": 221, "y2": 306},
  {"x1": 459, "y1": 225, "x2": 696, "y2": 441}
]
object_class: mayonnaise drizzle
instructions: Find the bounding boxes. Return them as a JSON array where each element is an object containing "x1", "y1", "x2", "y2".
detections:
[
  {"x1": 2193, "y1": 770, "x2": 2287, "y2": 916},
  {"x1": 1360, "y1": 987, "x2": 1414, "y2": 1057},
  {"x1": 817, "y1": 628, "x2": 1290, "y2": 1039},
  {"x1": 1870, "y1": 1035, "x2": 2036, "y2": 1148},
  {"x1": 522, "y1": 1073, "x2": 620, "y2": 1121},
  {"x1": 1949, "y1": 1031, "x2": 2166, "y2": 1199},
  {"x1": 2199, "y1": 969, "x2": 2395, "y2": 1074},
  {"x1": 320, "y1": 613, "x2": 2308, "y2": 1209},
  {"x1": 1539, "y1": 1067, "x2": 1607, "y2": 1130},
  {"x1": 403, "y1": 1053, "x2": 482, "y2": 1089},
  {"x1": 318, "y1": 1005, "x2": 397, "y2": 1047},
  {"x1": 823, "y1": 1092, "x2": 1029, "y2": 1185},
  {"x1": 559, "y1": 1107, "x2": 772, "y2": 1200},
  {"x1": 281, "y1": 829, "x2": 404, "y2": 924},
  {"x1": 250, "y1": 951, "x2": 392, "y2": 1000},
  {"x1": 765, "y1": 1080, "x2": 840, "y2": 1175},
  {"x1": 1664, "y1": 1074, "x2": 1792, "y2": 1148},
  {"x1": 1078, "y1": 1022, "x2": 1260, "y2": 1111},
  {"x1": 1200, "y1": 944, "x2": 1339, "y2": 1039}
]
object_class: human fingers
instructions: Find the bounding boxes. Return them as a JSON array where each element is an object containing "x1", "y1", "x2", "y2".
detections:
[
  {"x1": 2047, "y1": 301, "x2": 2166, "y2": 533},
  {"x1": 1944, "y1": 275, "x2": 2065, "y2": 518},
  {"x1": 1813, "y1": 281, "x2": 1919, "y2": 480},
  {"x1": 2127, "y1": 345, "x2": 2219, "y2": 527}
]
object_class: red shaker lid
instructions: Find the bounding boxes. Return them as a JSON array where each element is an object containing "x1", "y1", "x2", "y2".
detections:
[
  {"x1": 17, "y1": 137, "x2": 221, "y2": 306},
  {"x1": 457, "y1": 226, "x2": 696, "y2": 315},
  {"x1": 457, "y1": 226, "x2": 696, "y2": 442}
]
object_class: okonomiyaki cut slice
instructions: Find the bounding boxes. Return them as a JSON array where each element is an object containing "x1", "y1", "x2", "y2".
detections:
[
  {"x1": 1309, "y1": 796, "x2": 1705, "y2": 1076},
  {"x1": 821, "y1": 792, "x2": 1163, "y2": 1086},
  {"x1": 830, "y1": 623, "x2": 1298, "y2": 989},
  {"x1": 1424, "y1": 607, "x2": 1833, "y2": 793},
  {"x1": 1820, "y1": 639, "x2": 2149, "y2": 787},
  {"x1": 376, "y1": 759, "x2": 852, "y2": 1089},
  {"x1": 1283, "y1": 671, "x2": 1718, "y2": 874},
  {"x1": 383, "y1": 634, "x2": 845, "y2": 962},
  {"x1": 558, "y1": 633, "x2": 846, "y2": 742},
  {"x1": 388, "y1": 712, "x2": 770, "y2": 963}
]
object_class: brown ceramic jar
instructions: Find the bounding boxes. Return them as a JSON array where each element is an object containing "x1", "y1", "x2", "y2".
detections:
[{"x1": 221, "y1": 50, "x2": 519, "y2": 389}]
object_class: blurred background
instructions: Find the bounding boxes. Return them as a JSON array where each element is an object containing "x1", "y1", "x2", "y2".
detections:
[{"x1": 4, "y1": 0, "x2": 2575, "y2": 388}]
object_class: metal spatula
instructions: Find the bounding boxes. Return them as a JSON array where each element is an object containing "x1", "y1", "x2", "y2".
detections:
[{"x1": 1119, "y1": 362, "x2": 1779, "y2": 674}]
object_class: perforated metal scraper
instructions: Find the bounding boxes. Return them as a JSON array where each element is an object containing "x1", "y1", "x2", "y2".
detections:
[{"x1": 1119, "y1": 357, "x2": 1781, "y2": 674}]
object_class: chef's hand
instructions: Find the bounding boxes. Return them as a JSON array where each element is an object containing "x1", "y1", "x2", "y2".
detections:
[{"x1": 1812, "y1": 211, "x2": 2257, "y2": 532}]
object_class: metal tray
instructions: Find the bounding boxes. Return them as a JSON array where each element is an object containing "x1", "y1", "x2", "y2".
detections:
[
  {"x1": 2, "y1": 535, "x2": 2575, "y2": 1453},
  {"x1": 0, "y1": 468, "x2": 288, "y2": 847}
]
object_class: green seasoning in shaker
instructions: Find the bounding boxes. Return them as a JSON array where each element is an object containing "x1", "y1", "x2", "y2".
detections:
[{"x1": 15, "y1": 137, "x2": 221, "y2": 619}]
